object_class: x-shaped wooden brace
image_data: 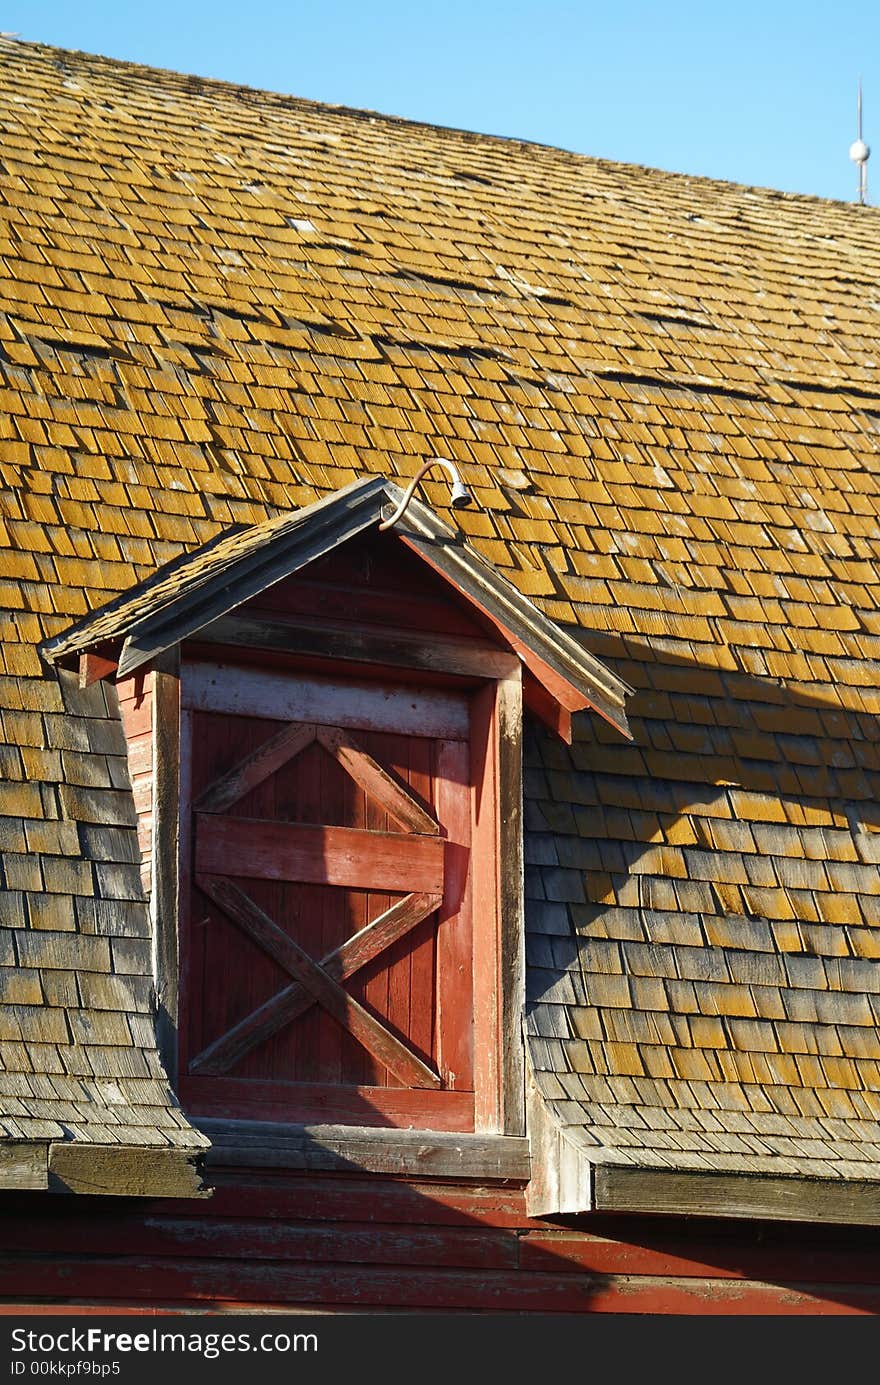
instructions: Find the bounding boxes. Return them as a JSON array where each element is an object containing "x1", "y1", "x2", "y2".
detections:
[
  {"x1": 191, "y1": 878, "x2": 442, "y2": 1085},
  {"x1": 189, "y1": 719, "x2": 444, "y2": 1088}
]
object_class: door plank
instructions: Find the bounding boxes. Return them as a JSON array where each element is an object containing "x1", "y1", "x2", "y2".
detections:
[
  {"x1": 196, "y1": 817, "x2": 445, "y2": 893},
  {"x1": 194, "y1": 722, "x2": 317, "y2": 814},
  {"x1": 196, "y1": 875, "x2": 442, "y2": 1090},
  {"x1": 190, "y1": 891, "x2": 442, "y2": 1075}
]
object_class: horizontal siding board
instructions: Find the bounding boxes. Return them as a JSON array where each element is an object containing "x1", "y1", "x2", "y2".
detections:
[
  {"x1": 0, "y1": 1254, "x2": 604, "y2": 1311},
  {"x1": 517, "y1": 1230, "x2": 880, "y2": 1283},
  {"x1": 0, "y1": 1216, "x2": 520, "y2": 1270},
  {"x1": 0, "y1": 1255, "x2": 875, "y2": 1314}
]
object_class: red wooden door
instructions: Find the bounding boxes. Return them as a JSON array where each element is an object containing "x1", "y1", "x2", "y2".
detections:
[{"x1": 179, "y1": 664, "x2": 474, "y2": 1130}]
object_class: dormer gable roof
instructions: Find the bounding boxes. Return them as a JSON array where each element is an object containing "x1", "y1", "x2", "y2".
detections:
[{"x1": 42, "y1": 476, "x2": 632, "y2": 743}]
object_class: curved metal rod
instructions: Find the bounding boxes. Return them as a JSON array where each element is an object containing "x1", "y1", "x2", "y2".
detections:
[{"x1": 378, "y1": 457, "x2": 472, "y2": 530}]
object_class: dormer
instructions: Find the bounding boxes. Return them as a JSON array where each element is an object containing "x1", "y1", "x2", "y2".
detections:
[{"x1": 44, "y1": 477, "x2": 631, "y2": 1168}]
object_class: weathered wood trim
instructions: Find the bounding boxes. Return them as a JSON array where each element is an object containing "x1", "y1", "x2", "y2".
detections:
[
  {"x1": 40, "y1": 476, "x2": 386, "y2": 669},
  {"x1": 594, "y1": 1165, "x2": 880, "y2": 1227},
  {"x1": 524, "y1": 1071, "x2": 594, "y2": 1216},
  {"x1": 152, "y1": 647, "x2": 181, "y2": 1082},
  {"x1": 470, "y1": 681, "x2": 501, "y2": 1133},
  {"x1": 0, "y1": 1142, "x2": 49, "y2": 1191},
  {"x1": 182, "y1": 662, "x2": 470, "y2": 739},
  {"x1": 197, "y1": 1119, "x2": 530, "y2": 1180},
  {"x1": 198, "y1": 612, "x2": 521, "y2": 682},
  {"x1": 48, "y1": 1143, "x2": 209, "y2": 1198},
  {"x1": 114, "y1": 480, "x2": 389, "y2": 678},
  {"x1": 392, "y1": 496, "x2": 632, "y2": 737},
  {"x1": 497, "y1": 667, "x2": 525, "y2": 1136}
]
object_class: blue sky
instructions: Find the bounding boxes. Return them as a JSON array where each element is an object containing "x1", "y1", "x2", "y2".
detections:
[{"x1": 6, "y1": 0, "x2": 879, "y2": 204}]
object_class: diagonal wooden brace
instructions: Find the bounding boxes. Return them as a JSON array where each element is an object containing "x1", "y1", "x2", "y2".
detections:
[
  {"x1": 195, "y1": 874, "x2": 442, "y2": 1089},
  {"x1": 189, "y1": 889, "x2": 442, "y2": 1075},
  {"x1": 193, "y1": 721, "x2": 317, "y2": 814}
]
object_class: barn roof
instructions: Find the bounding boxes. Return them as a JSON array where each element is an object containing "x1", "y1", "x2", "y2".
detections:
[{"x1": 4, "y1": 37, "x2": 880, "y2": 1211}]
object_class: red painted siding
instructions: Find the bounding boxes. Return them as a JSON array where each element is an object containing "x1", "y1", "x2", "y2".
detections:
[{"x1": 4, "y1": 1170, "x2": 880, "y2": 1314}]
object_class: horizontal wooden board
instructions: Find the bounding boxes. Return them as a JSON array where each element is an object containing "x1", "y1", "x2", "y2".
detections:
[
  {"x1": 0, "y1": 1142, "x2": 48, "y2": 1191},
  {"x1": 199, "y1": 1121, "x2": 529, "y2": 1179},
  {"x1": 518, "y1": 1228, "x2": 880, "y2": 1283},
  {"x1": 0, "y1": 1214, "x2": 520, "y2": 1270},
  {"x1": 48, "y1": 1145, "x2": 207, "y2": 1199},
  {"x1": 0, "y1": 1255, "x2": 875, "y2": 1314},
  {"x1": 201, "y1": 612, "x2": 520, "y2": 681},
  {"x1": 0, "y1": 1253, "x2": 600, "y2": 1311},
  {"x1": 180, "y1": 1076, "x2": 474, "y2": 1131},
  {"x1": 196, "y1": 818, "x2": 445, "y2": 892},
  {"x1": 182, "y1": 1176, "x2": 532, "y2": 1227},
  {"x1": 595, "y1": 1166, "x2": 880, "y2": 1228},
  {"x1": 182, "y1": 663, "x2": 469, "y2": 739}
]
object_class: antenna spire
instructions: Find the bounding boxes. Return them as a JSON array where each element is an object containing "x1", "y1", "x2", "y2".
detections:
[{"x1": 850, "y1": 79, "x2": 870, "y2": 205}]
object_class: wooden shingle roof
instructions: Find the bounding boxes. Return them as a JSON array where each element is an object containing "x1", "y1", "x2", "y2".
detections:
[{"x1": 4, "y1": 37, "x2": 880, "y2": 1207}]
